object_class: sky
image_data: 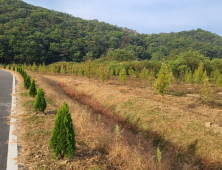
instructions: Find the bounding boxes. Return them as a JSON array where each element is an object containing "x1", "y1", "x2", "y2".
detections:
[{"x1": 23, "y1": 0, "x2": 222, "y2": 36}]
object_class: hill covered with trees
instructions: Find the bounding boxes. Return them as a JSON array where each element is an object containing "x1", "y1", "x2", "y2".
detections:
[{"x1": 1, "y1": 0, "x2": 222, "y2": 64}]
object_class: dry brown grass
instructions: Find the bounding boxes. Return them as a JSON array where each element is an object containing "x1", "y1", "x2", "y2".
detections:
[
  {"x1": 11, "y1": 66, "x2": 222, "y2": 169},
  {"x1": 39, "y1": 73, "x2": 222, "y2": 169},
  {"x1": 12, "y1": 70, "x2": 163, "y2": 170}
]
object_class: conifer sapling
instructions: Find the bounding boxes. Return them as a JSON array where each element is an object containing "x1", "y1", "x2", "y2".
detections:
[
  {"x1": 34, "y1": 87, "x2": 47, "y2": 113},
  {"x1": 153, "y1": 63, "x2": 170, "y2": 107},
  {"x1": 24, "y1": 75, "x2": 31, "y2": 89},
  {"x1": 49, "y1": 102, "x2": 76, "y2": 159},
  {"x1": 29, "y1": 78, "x2": 37, "y2": 97}
]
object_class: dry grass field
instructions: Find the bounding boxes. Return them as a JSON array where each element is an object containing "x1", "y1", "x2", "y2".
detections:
[{"x1": 9, "y1": 68, "x2": 222, "y2": 169}]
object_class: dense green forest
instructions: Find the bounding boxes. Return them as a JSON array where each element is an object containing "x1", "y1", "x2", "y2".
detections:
[{"x1": 1, "y1": 0, "x2": 222, "y2": 65}]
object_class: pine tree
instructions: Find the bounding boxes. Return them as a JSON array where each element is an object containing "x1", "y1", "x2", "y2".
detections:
[
  {"x1": 60, "y1": 65, "x2": 65, "y2": 74},
  {"x1": 8, "y1": 65, "x2": 11, "y2": 70},
  {"x1": 193, "y1": 62, "x2": 204, "y2": 93},
  {"x1": 42, "y1": 63, "x2": 46, "y2": 72},
  {"x1": 203, "y1": 70, "x2": 208, "y2": 81},
  {"x1": 216, "y1": 75, "x2": 222, "y2": 87},
  {"x1": 98, "y1": 64, "x2": 106, "y2": 83},
  {"x1": 185, "y1": 70, "x2": 189, "y2": 83},
  {"x1": 139, "y1": 67, "x2": 148, "y2": 88},
  {"x1": 38, "y1": 64, "x2": 42, "y2": 72},
  {"x1": 49, "y1": 103, "x2": 76, "y2": 159},
  {"x1": 118, "y1": 68, "x2": 127, "y2": 85},
  {"x1": 187, "y1": 70, "x2": 193, "y2": 84},
  {"x1": 24, "y1": 75, "x2": 31, "y2": 89},
  {"x1": 153, "y1": 63, "x2": 170, "y2": 107},
  {"x1": 66, "y1": 63, "x2": 71, "y2": 73},
  {"x1": 78, "y1": 66, "x2": 84, "y2": 76},
  {"x1": 148, "y1": 69, "x2": 155, "y2": 85},
  {"x1": 110, "y1": 68, "x2": 114, "y2": 77},
  {"x1": 211, "y1": 69, "x2": 220, "y2": 83},
  {"x1": 29, "y1": 78, "x2": 37, "y2": 97},
  {"x1": 32, "y1": 62, "x2": 37, "y2": 72},
  {"x1": 51, "y1": 63, "x2": 55, "y2": 73},
  {"x1": 128, "y1": 67, "x2": 134, "y2": 77},
  {"x1": 115, "y1": 66, "x2": 119, "y2": 76},
  {"x1": 34, "y1": 87, "x2": 47, "y2": 113},
  {"x1": 202, "y1": 78, "x2": 212, "y2": 103},
  {"x1": 23, "y1": 63, "x2": 27, "y2": 70},
  {"x1": 84, "y1": 60, "x2": 94, "y2": 83},
  {"x1": 3, "y1": 64, "x2": 6, "y2": 69}
]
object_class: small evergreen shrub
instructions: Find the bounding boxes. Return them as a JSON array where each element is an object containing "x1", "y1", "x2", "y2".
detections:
[
  {"x1": 3, "y1": 64, "x2": 6, "y2": 69},
  {"x1": 118, "y1": 68, "x2": 127, "y2": 85},
  {"x1": 50, "y1": 103, "x2": 76, "y2": 159},
  {"x1": 8, "y1": 65, "x2": 11, "y2": 70},
  {"x1": 34, "y1": 87, "x2": 47, "y2": 112},
  {"x1": 29, "y1": 78, "x2": 37, "y2": 97},
  {"x1": 24, "y1": 75, "x2": 31, "y2": 89}
]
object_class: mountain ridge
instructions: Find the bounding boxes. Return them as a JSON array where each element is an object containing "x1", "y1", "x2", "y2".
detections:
[{"x1": 0, "y1": 0, "x2": 222, "y2": 64}]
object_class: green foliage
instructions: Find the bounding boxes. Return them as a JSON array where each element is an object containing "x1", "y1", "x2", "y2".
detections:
[
  {"x1": 107, "y1": 49, "x2": 136, "y2": 61},
  {"x1": 32, "y1": 62, "x2": 37, "y2": 72},
  {"x1": 118, "y1": 68, "x2": 127, "y2": 85},
  {"x1": 211, "y1": 69, "x2": 220, "y2": 83},
  {"x1": 78, "y1": 66, "x2": 84, "y2": 76},
  {"x1": 98, "y1": 64, "x2": 110, "y2": 83},
  {"x1": 109, "y1": 69, "x2": 114, "y2": 77},
  {"x1": 139, "y1": 67, "x2": 148, "y2": 87},
  {"x1": 38, "y1": 64, "x2": 42, "y2": 72},
  {"x1": 115, "y1": 66, "x2": 120, "y2": 76},
  {"x1": 216, "y1": 75, "x2": 222, "y2": 87},
  {"x1": 153, "y1": 63, "x2": 170, "y2": 96},
  {"x1": 50, "y1": 63, "x2": 55, "y2": 73},
  {"x1": 3, "y1": 64, "x2": 6, "y2": 69},
  {"x1": 202, "y1": 78, "x2": 212, "y2": 103},
  {"x1": 50, "y1": 103, "x2": 76, "y2": 159},
  {"x1": 60, "y1": 65, "x2": 65, "y2": 74},
  {"x1": 203, "y1": 70, "x2": 208, "y2": 81},
  {"x1": 157, "y1": 147, "x2": 162, "y2": 170},
  {"x1": 187, "y1": 70, "x2": 193, "y2": 84},
  {"x1": 29, "y1": 78, "x2": 37, "y2": 97},
  {"x1": 1, "y1": 0, "x2": 222, "y2": 66},
  {"x1": 148, "y1": 70, "x2": 156, "y2": 85},
  {"x1": 128, "y1": 67, "x2": 134, "y2": 77},
  {"x1": 84, "y1": 60, "x2": 94, "y2": 80},
  {"x1": 34, "y1": 87, "x2": 47, "y2": 113},
  {"x1": 8, "y1": 65, "x2": 11, "y2": 70},
  {"x1": 24, "y1": 75, "x2": 31, "y2": 89},
  {"x1": 193, "y1": 62, "x2": 204, "y2": 85}
]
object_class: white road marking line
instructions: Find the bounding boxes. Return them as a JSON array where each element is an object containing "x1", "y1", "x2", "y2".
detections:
[{"x1": 6, "y1": 74, "x2": 18, "y2": 170}]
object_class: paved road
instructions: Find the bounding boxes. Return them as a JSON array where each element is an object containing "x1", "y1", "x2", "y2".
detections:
[{"x1": 0, "y1": 70, "x2": 15, "y2": 170}]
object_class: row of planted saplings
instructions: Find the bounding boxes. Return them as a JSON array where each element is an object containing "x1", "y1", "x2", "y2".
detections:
[
  {"x1": 21, "y1": 61, "x2": 159, "y2": 86},
  {"x1": 17, "y1": 67, "x2": 76, "y2": 159}
]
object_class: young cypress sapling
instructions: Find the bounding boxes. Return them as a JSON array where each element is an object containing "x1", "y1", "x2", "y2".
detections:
[
  {"x1": 34, "y1": 87, "x2": 47, "y2": 113},
  {"x1": 49, "y1": 102, "x2": 76, "y2": 159},
  {"x1": 29, "y1": 78, "x2": 37, "y2": 97},
  {"x1": 24, "y1": 75, "x2": 31, "y2": 89}
]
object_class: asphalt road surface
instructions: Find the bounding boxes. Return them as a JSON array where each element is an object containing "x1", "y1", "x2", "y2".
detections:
[{"x1": 0, "y1": 70, "x2": 15, "y2": 170}]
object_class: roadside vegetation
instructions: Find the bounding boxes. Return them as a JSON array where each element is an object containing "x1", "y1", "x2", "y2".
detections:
[{"x1": 2, "y1": 57, "x2": 222, "y2": 169}]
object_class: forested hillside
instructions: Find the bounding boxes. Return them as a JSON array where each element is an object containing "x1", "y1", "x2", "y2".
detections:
[{"x1": 1, "y1": 0, "x2": 222, "y2": 64}]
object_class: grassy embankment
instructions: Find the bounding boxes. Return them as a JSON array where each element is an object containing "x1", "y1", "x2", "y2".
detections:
[
  {"x1": 4, "y1": 61, "x2": 222, "y2": 169},
  {"x1": 5, "y1": 68, "x2": 162, "y2": 169}
]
